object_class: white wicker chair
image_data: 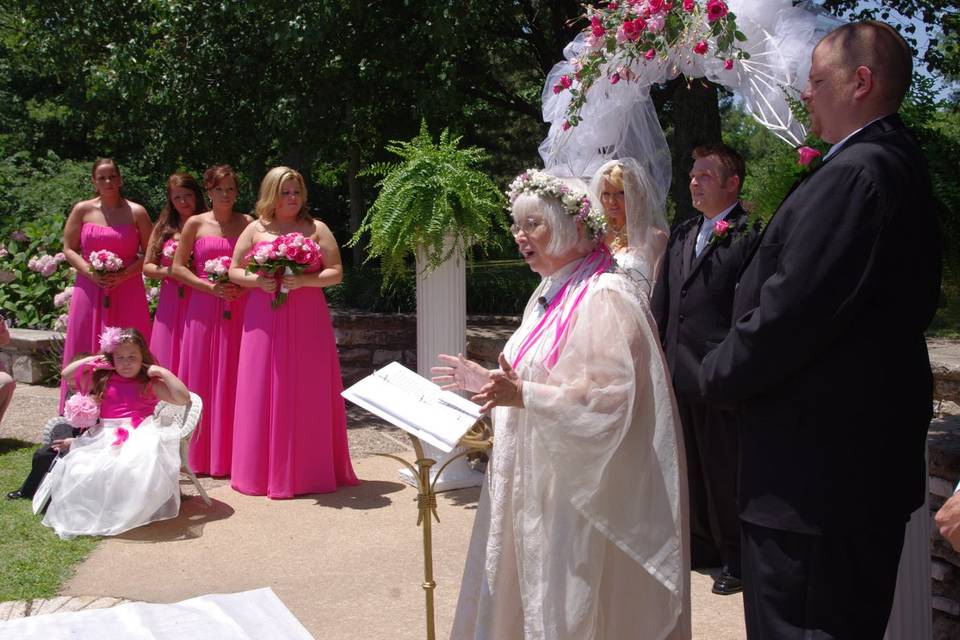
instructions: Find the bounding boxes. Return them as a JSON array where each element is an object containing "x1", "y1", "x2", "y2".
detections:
[{"x1": 154, "y1": 391, "x2": 210, "y2": 505}]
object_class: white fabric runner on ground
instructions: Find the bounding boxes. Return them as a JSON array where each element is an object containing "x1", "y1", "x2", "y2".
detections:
[{"x1": 0, "y1": 588, "x2": 314, "y2": 640}]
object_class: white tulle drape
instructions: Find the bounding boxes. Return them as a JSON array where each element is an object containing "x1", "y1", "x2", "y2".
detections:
[{"x1": 540, "y1": 0, "x2": 844, "y2": 179}]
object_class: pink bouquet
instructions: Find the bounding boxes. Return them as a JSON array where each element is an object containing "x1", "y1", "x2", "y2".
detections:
[
  {"x1": 244, "y1": 232, "x2": 321, "y2": 309},
  {"x1": 88, "y1": 249, "x2": 124, "y2": 307},
  {"x1": 204, "y1": 256, "x2": 234, "y2": 319},
  {"x1": 64, "y1": 393, "x2": 100, "y2": 430}
]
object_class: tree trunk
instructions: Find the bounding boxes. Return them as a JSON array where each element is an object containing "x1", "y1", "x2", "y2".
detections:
[{"x1": 668, "y1": 78, "x2": 723, "y2": 225}]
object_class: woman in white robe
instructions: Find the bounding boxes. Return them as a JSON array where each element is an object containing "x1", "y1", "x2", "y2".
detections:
[{"x1": 434, "y1": 170, "x2": 690, "y2": 640}]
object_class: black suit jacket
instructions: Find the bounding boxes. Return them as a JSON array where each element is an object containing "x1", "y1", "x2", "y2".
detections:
[
  {"x1": 652, "y1": 203, "x2": 757, "y2": 400},
  {"x1": 700, "y1": 114, "x2": 942, "y2": 534}
]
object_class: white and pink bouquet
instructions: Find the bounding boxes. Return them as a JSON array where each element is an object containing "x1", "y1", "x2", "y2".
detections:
[
  {"x1": 88, "y1": 249, "x2": 124, "y2": 307},
  {"x1": 244, "y1": 232, "x2": 321, "y2": 309},
  {"x1": 161, "y1": 238, "x2": 178, "y2": 261},
  {"x1": 204, "y1": 256, "x2": 234, "y2": 319},
  {"x1": 64, "y1": 393, "x2": 100, "y2": 430}
]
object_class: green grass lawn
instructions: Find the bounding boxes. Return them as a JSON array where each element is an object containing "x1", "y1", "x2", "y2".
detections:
[{"x1": 0, "y1": 439, "x2": 99, "y2": 602}]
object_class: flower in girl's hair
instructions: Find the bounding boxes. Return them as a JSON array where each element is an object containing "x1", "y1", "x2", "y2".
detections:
[
  {"x1": 99, "y1": 326, "x2": 123, "y2": 353},
  {"x1": 65, "y1": 393, "x2": 100, "y2": 429},
  {"x1": 112, "y1": 427, "x2": 129, "y2": 447}
]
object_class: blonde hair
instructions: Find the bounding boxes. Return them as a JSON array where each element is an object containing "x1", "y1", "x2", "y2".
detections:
[{"x1": 255, "y1": 166, "x2": 309, "y2": 222}]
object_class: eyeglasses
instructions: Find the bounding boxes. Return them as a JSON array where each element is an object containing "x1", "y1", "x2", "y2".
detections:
[{"x1": 509, "y1": 219, "x2": 544, "y2": 237}]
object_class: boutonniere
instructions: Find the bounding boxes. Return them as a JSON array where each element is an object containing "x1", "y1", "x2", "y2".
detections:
[
  {"x1": 796, "y1": 145, "x2": 823, "y2": 178},
  {"x1": 708, "y1": 219, "x2": 732, "y2": 248}
]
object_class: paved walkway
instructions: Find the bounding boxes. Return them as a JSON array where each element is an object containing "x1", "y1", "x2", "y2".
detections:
[{"x1": 1, "y1": 383, "x2": 746, "y2": 638}]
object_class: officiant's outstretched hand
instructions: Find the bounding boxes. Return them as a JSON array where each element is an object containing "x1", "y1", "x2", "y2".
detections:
[
  {"x1": 698, "y1": 20, "x2": 941, "y2": 640},
  {"x1": 432, "y1": 353, "x2": 522, "y2": 413}
]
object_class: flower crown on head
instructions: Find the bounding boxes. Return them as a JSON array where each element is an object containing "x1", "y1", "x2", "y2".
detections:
[
  {"x1": 507, "y1": 169, "x2": 607, "y2": 240},
  {"x1": 99, "y1": 326, "x2": 124, "y2": 354}
]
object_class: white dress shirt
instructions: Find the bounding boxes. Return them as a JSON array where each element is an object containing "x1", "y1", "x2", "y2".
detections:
[{"x1": 695, "y1": 201, "x2": 738, "y2": 257}]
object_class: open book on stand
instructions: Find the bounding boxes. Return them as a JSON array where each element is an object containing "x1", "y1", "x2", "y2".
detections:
[{"x1": 341, "y1": 361, "x2": 483, "y2": 453}]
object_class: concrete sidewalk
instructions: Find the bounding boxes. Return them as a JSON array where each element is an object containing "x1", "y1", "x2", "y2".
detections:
[{"x1": 2, "y1": 385, "x2": 746, "y2": 638}]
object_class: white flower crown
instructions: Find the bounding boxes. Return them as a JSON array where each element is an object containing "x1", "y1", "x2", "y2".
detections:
[{"x1": 507, "y1": 169, "x2": 608, "y2": 240}]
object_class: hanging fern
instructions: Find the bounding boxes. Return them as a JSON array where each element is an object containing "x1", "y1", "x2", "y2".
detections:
[{"x1": 349, "y1": 120, "x2": 508, "y2": 287}]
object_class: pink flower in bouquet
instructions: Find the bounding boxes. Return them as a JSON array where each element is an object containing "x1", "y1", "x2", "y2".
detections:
[
  {"x1": 88, "y1": 249, "x2": 124, "y2": 307},
  {"x1": 161, "y1": 238, "x2": 178, "y2": 259},
  {"x1": 65, "y1": 393, "x2": 100, "y2": 430},
  {"x1": 645, "y1": 48, "x2": 656, "y2": 61},
  {"x1": 646, "y1": 14, "x2": 665, "y2": 34},
  {"x1": 706, "y1": 0, "x2": 728, "y2": 22},
  {"x1": 797, "y1": 146, "x2": 822, "y2": 167},
  {"x1": 683, "y1": 0, "x2": 694, "y2": 11},
  {"x1": 54, "y1": 286, "x2": 74, "y2": 308},
  {"x1": 99, "y1": 326, "x2": 123, "y2": 353},
  {"x1": 724, "y1": 58, "x2": 735, "y2": 70},
  {"x1": 693, "y1": 40, "x2": 709, "y2": 55},
  {"x1": 648, "y1": 0, "x2": 666, "y2": 12},
  {"x1": 112, "y1": 427, "x2": 129, "y2": 447},
  {"x1": 608, "y1": 0, "x2": 618, "y2": 8},
  {"x1": 610, "y1": 72, "x2": 621, "y2": 85},
  {"x1": 621, "y1": 18, "x2": 645, "y2": 42},
  {"x1": 245, "y1": 233, "x2": 321, "y2": 309},
  {"x1": 10, "y1": 230, "x2": 27, "y2": 242},
  {"x1": 147, "y1": 286, "x2": 159, "y2": 304}
]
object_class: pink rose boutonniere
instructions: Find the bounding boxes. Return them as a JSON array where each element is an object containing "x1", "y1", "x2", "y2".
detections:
[
  {"x1": 796, "y1": 145, "x2": 825, "y2": 180},
  {"x1": 708, "y1": 218, "x2": 737, "y2": 248}
]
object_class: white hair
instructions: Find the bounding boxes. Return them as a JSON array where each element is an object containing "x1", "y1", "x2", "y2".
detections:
[{"x1": 511, "y1": 178, "x2": 596, "y2": 256}]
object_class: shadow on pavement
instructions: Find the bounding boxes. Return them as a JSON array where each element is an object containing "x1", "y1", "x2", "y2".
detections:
[{"x1": 114, "y1": 495, "x2": 236, "y2": 543}]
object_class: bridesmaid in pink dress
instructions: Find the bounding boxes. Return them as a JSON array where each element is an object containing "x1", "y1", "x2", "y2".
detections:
[
  {"x1": 229, "y1": 166, "x2": 358, "y2": 498},
  {"x1": 172, "y1": 165, "x2": 252, "y2": 477},
  {"x1": 143, "y1": 173, "x2": 204, "y2": 372},
  {"x1": 59, "y1": 158, "x2": 153, "y2": 412}
]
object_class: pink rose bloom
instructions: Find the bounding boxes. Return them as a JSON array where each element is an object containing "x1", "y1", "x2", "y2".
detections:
[
  {"x1": 706, "y1": 0, "x2": 728, "y2": 22},
  {"x1": 724, "y1": 58, "x2": 735, "y2": 70},
  {"x1": 797, "y1": 146, "x2": 822, "y2": 166},
  {"x1": 645, "y1": 48, "x2": 656, "y2": 61},
  {"x1": 65, "y1": 393, "x2": 100, "y2": 429},
  {"x1": 559, "y1": 75, "x2": 572, "y2": 89},
  {"x1": 610, "y1": 72, "x2": 621, "y2": 85},
  {"x1": 609, "y1": 0, "x2": 618, "y2": 8},
  {"x1": 112, "y1": 427, "x2": 129, "y2": 447},
  {"x1": 590, "y1": 15, "x2": 606, "y2": 38},
  {"x1": 562, "y1": 120, "x2": 572, "y2": 131},
  {"x1": 646, "y1": 14, "x2": 665, "y2": 33},
  {"x1": 713, "y1": 219, "x2": 731, "y2": 237},
  {"x1": 683, "y1": 0, "x2": 695, "y2": 11},
  {"x1": 648, "y1": 0, "x2": 665, "y2": 12},
  {"x1": 693, "y1": 40, "x2": 709, "y2": 55}
]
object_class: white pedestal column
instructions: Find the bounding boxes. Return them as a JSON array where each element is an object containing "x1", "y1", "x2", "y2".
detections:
[
  {"x1": 883, "y1": 453, "x2": 932, "y2": 640},
  {"x1": 398, "y1": 241, "x2": 484, "y2": 491}
]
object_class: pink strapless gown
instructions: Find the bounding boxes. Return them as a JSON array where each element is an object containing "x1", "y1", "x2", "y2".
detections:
[
  {"x1": 178, "y1": 236, "x2": 247, "y2": 476},
  {"x1": 231, "y1": 256, "x2": 358, "y2": 498},
  {"x1": 149, "y1": 253, "x2": 191, "y2": 372},
  {"x1": 59, "y1": 223, "x2": 151, "y2": 412}
]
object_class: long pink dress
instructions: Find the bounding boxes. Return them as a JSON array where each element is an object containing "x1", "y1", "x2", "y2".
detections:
[
  {"x1": 149, "y1": 251, "x2": 191, "y2": 372},
  {"x1": 231, "y1": 250, "x2": 358, "y2": 498},
  {"x1": 178, "y1": 236, "x2": 247, "y2": 476},
  {"x1": 59, "y1": 223, "x2": 151, "y2": 412}
]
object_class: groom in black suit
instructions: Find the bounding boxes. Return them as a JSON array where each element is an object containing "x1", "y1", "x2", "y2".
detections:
[
  {"x1": 700, "y1": 21, "x2": 942, "y2": 638},
  {"x1": 652, "y1": 143, "x2": 757, "y2": 595}
]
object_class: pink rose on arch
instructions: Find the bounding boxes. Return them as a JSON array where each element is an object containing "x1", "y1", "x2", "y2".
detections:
[
  {"x1": 610, "y1": 72, "x2": 621, "y2": 85},
  {"x1": 646, "y1": 14, "x2": 665, "y2": 34},
  {"x1": 645, "y1": 48, "x2": 656, "y2": 61},
  {"x1": 693, "y1": 40, "x2": 709, "y2": 55},
  {"x1": 590, "y1": 15, "x2": 606, "y2": 38},
  {"x1": 608, "y1": 0, "x2": 618, "y2": 8},
  {"x1": 706, "y1": 0, "x2": 729, "y2": 22},
  {"x1": 797, "y1": 146, "x2": 822, "y2": 166},
  {"x1": 683, "y1": 0, "x2": 695, "y2": 11},
  {"x1": 562, "y1": 120, "x2": 572, "y2": 131},
  {"x1": 647, "y1": 0, "x2": 666, "y2": 15},
  {"x1": 724, "y1": 58, "x2": 735, "y2": 70}
]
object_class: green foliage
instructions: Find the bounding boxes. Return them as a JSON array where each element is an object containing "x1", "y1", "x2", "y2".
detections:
[
  {"x1": 0, "y1": 441, "x2": 99, "y2": 601},
  {"x1": 349, "y1": 122, "x2": 508, "y2": 287}
]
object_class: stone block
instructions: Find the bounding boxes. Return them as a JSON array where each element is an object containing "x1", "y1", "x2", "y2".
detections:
[
  {"x1": 33, "y1": 596, "x2": 71, "y2": 616},
  {"x1": 338, "y1": 348, "x2": 371, "y2": 366},
  {"x1": 932, "y1": 476, "x2": 958, "y2": 500},
  {"x1": 937, "y1": 401, "x2": 960, "y2": 417},
  {"x1": 934, "y1": 612, "x2": 960, "y2": 640},
  {"x1": 12, "y1": 354, "x2": 51, "y2": 384},
  {"x1": 372, "y1": 349, "x2": 402, "y2": 367},
  {"x1": 0, "y1": 600, "x2": 27, "y2": 620},
  {"x1": 933, "y1": 558, "x2": 953, "y2": 582},
  {"x1": 933, "y1": 596, "x2": 960, "y2": 617}
]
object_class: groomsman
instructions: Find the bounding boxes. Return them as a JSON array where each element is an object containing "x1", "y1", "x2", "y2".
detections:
[
  {"x1": 652, "y1": 143, "x2": 757, "y2": 595},
  {"x1": 700, "y1": 21, "x2": 942, "y2": 639}
]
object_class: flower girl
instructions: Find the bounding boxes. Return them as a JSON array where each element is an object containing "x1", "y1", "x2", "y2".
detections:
[{"x1": 38, "y1": 327, "x2": 190, "y2": 539}]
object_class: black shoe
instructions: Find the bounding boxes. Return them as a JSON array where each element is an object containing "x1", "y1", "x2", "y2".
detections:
[
  {"x1": 6, "y1": 490, "x2": 26, "y2": 500},
  {"x1": 712, "y1": 570, "x2": 743, "y2": 595}
]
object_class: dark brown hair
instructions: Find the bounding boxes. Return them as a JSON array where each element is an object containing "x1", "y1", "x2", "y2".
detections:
[
  {"x1": 91, "y1": 158, "x2": 121, "y2": 195},
  {"x1": 203, "y1": 164, "x2": 238, "y2": 191},
  {"x1": 90, "y1": 328, "x2": 156, "y2": 401},
  {"x1": 692, "y1": 143, "x2": 746, "y2": 193},
  {"x1": 146, "y1": 173, "x2": 205, "y2": 263}
]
